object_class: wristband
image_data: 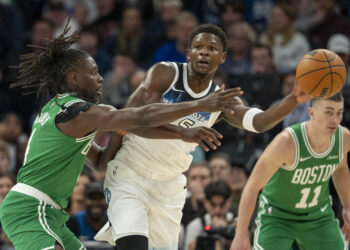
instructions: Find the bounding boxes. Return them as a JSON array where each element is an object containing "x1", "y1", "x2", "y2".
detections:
[{"x1": 242, "y1": 108, "x2": 263, "y2": 133}]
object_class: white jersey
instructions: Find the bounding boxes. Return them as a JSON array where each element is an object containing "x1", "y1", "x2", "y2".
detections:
[{"x1": 111, "y1": 63, "x2": 221, "y2": 180}]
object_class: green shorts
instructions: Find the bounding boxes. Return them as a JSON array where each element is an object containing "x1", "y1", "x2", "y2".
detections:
[
  {"x1": 0, "y1": 190, "x2": 85, "y2": 250},
  {"x1": 254, "y1": 195, "x2": 347, "y2": 250}
]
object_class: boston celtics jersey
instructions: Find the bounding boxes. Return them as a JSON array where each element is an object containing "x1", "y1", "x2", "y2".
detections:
[
  {"x1": 113, "y1": 62, "x2": 221, "y2": 181},
  {"x1": 262, "y1": 122, "x2": 343, "y2": 214},
  {"x1": 17, "y1": 94, "x2": 96, "y2": 208}
]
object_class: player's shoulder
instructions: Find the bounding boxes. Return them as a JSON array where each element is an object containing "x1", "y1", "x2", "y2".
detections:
[
  {"x1": 144, "y1": 62, "x2": 177, "y2": 89},
  {"x1": 150, "y1": 62, "x2": 177, "y2": 75},
  {"x1": 277, "y1": 129, "x2": 294, "y2": 143},
  {"x1": 275, "y1": 129, "x2": 294, "y2": 147}
]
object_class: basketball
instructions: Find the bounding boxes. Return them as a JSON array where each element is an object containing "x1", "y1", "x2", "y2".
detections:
[{"x1": 296, "y1": 49, "x2": 346, "y2": 98}]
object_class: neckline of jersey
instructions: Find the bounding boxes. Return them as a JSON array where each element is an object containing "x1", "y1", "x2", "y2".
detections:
[{"x1": 183, "y1": 63, "x2": 212, "y2": 98}]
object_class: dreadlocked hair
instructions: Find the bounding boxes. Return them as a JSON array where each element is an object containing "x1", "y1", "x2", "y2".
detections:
[{"x1": 10, "y1": 22, "x2": 89, "y2": 97}]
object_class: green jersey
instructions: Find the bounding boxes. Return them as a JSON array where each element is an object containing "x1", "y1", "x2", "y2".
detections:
[
  {"x1": 17, "y1": 93, "x2": 96, "y2": 208},
  {"x1": 262, "y1": 122, "x2": 343, "y2": 214}
]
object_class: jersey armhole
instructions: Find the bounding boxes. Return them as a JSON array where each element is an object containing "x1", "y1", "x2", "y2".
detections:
[
  {"x1": 161, "y1": 62, "x2": 179, "y2": 96},
  {"x1": 281, "y1": 128, "x2": 299, "y2": 171}
]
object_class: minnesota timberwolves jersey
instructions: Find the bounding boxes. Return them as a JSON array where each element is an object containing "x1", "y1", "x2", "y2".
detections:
[{"x1": 113, "y1": 62, "x2": 221, "y2": 180}]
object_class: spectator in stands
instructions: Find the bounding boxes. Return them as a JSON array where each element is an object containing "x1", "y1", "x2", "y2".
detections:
[
  {"x1": 182, "y1": 162, "x2": 212, "y2": 228},
  {"x1": 218, "y1": 0, "x2": 245, "y2": 33},
  {"x1": 208, "y1": 152, "x2": 247, "y2": 214},
  {"x1": 30, "y1": 19, "x2": 54, "y2": 45},
  {"x1": 0, "y1": 3, "x2": 25, "y2": 119},
  {"x1": 67, "y1": 174, "x2": 91, "y2": 215},
  {"x1": 153, "y1": 11, "x2": 198, "y2": 63},
  {"x1": 327, "y1": 33, "x2": 350, "y2": 85},
  {"x1": 72, "y1": 1, "x2": 90, "y2": 27},
  {"x1": 184, "y1": 180, "x2": 234, "y2": 250},
  {"x1": 129, "y1": 69, "x2": 146, "y2": 92},
  {"x1": 243, "y1": 0, "x2": 274, "y2": 34},
  {"x1": 0, "y1": 113, "x2": 28, "y2": 173},
  {"x1": 44, "y1": 1, "x2": 79, "y2": 38},
  {"x1": 0, "y1": 173, "x2": 16, "y2": 247},
  {"x1": 0, "y1": 140, "x2": 10, "y2": 176},
  {"x1": 260, "y1": 4, "x2": 310, "y2": 73},
  {"x1": 250, "y1": 43, "x2": 276, "y2": 74},
  {"x1": 229, "y1": 164, "x2": 248, "y2": 215},
  {"x1": 101, "y1": 51, "x2": 137, "y2": 108},
  {"x1": 309, "y1": 0, "x2": 350, "y2": 48},
  {"x1": 8, "y1": 20, "x2": 55, "y2": 133},
  {"x1": 281, "y1": 0, "x2": 318, "y2": 33},
  {"x1": 77, "y1": 26, "x2": 112, "y2": 76},
  {"x1": 220, "y1": 22, "x2": 255, "y2": 75},
  {"x1": 0, "y1": 173, "x2": 16, "y2": 205},
  {"x1": 0, "y1": 2, "x2": 24, "y2": 61},
  {"x1": 111, "y1": 5, "x2": 144, "y2": 61},
  {"x1": 208, "y1": 152, "x2": 232, "y2": 183},
  {"x1": 142, "y1": 0, "x2": 183, "y2": 66},
  {"x1": 91, "y1": 0, "x2": 121, "y2": 44},
  {"x1": 67, "y1": 182, "x2": 108, "y2": 241}
]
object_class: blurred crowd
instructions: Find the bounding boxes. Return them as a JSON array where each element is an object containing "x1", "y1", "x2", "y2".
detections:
[{"x1": 0, "y1": 0, "x2": 350, "y2": 249}]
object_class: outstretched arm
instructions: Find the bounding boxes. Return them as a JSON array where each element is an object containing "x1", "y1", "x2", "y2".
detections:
[
  {"x1": 106, "y1": 62, "x2": 239, "y2": 151},
  {"x1": 332, "y1": 127, "x2": 350, "y2": 242},
  {"x1": 230, "y1": 130, "x2": 295, "y2": 250},
  {"x1": 223, "y1": 84, "x2": 312, "y2": 133},
  {"x1": 82, "y1": 63, "x2": 240, "y2": 171}
]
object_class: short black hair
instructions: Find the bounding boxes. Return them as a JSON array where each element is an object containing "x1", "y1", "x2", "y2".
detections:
[
  {"x1": 310, "y1": 92, "x2": 344, "y2": 107},
  {"x1": 189, "y1": 24, "x2": 228, "y2": 52},
  {"x1": 209, "y1": 152, "x2": 231, "y2": 167},
  {"x1": 219, "y1": 0, "x2": 245, "y2": 15},
  {"x1": 0, "y1": 173, "x2": 16, "y2": 185},
  {"x1": 253, "y1": 42, "x2": 273, "y2": 57},
  {"x1": 188, "y1": 161, "x2": 213, "y2": 177},
  {"x1": 205, "y1": 180, "x2": 231, "y2": 201}
]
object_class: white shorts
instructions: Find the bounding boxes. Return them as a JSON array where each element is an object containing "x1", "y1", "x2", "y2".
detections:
[{"x1": 95, "y1": 164, "x2": 187, "y2": 249}]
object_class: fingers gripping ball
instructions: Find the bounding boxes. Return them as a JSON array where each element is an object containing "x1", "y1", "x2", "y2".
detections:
[{"x1": 296, "y1": 49, "x2": 346, "y2": 98}]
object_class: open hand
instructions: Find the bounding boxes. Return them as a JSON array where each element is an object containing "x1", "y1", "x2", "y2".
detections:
[
  {"x1": 292, "y1": 83, "x2": 313, "y2": 104},
  {"x1": 181, "y1": 126, "x2": 223, "y2": 152},
  {"x1": 200, "y1": 86, "x2": 243, "y2": 113}
]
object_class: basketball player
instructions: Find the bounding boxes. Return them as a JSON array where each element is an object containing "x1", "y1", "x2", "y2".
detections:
[
  {"x1": 230, "y1": 93, "x2": 350, "y2": 250},
  {"x1": 95, "y1": 24, "x2": 312, "y2": 250},
  {"x1": 0, "y1": 25, "x2": 242, "y2": 250}
]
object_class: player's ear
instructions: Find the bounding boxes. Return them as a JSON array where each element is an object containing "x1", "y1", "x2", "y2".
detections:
[
  {"x1": 186, "y1": 49, "x2": 191, "y2": 62},
  {"x1": 66, "y1": 71, "x2": 79, "y2": 92},
  {"x1": 308, "y1": 107, "x2": 314, "y2": 119},
  {"x1": 220, "y1": 51, "x2": 227, "y2": 64}
]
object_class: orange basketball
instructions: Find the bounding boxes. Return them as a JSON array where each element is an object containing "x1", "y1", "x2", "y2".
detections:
[{"x1": 296, "y1": 49, "x2": 346, "y2": 98}]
